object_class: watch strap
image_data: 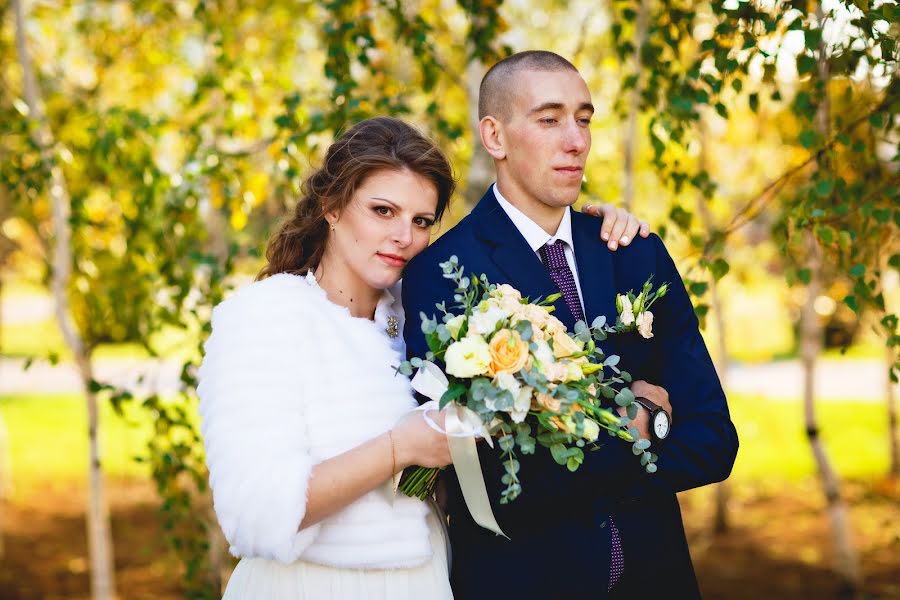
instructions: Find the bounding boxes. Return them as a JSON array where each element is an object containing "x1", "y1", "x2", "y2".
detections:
[{"x1": 633, "y1": 395, "x2": 661, "y2": 413}]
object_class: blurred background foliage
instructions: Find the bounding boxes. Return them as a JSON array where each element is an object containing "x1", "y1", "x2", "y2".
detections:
[{"x1": 0, "y1": 0, "x2": 897, "y2": 598}]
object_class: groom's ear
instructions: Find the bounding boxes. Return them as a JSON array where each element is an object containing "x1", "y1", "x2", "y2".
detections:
[{"x1": 479, "y1": 116, "x2": 507, "y2": 160}]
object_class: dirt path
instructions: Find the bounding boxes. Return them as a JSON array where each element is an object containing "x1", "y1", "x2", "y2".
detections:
[{"x1": 1, "y1": 479, "x2": 897, "y2": 599}]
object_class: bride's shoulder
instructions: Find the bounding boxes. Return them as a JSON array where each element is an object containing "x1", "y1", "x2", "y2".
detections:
[{"x1": 212, "y1": 272, "x2": 321, "y2": 324}]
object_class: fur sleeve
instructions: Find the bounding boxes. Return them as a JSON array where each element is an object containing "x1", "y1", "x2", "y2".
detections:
[{"x1": 198, "y1": 275, "x2": 321, "y2": 563}]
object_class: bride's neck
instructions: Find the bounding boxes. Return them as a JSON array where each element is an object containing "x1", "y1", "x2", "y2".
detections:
[{"x1": 314, "y1": 255, "x2": 380, "y2": 319}]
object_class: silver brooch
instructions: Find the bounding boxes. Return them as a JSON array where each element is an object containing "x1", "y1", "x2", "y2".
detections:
[{"x1": 386, "y1": 315, "x2": 399, "y2": 338}]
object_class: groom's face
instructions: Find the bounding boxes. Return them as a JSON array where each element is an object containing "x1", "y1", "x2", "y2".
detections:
[{"x1": 498, "y1": 69, "x2": 593, "y2": 212}]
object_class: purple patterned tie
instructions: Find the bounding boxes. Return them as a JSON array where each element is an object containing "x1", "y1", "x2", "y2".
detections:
[
  {"x1": 538, "y1": 241, "x2": 585, "y2": 323},
  {"x1": 538, "y1": 240, "x2": 625, "y2": 591}
]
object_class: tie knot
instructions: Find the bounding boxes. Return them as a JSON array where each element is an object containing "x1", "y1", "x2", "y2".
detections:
[{"x1": 540, "y1": 240, "x2": 568, "y2": 271}]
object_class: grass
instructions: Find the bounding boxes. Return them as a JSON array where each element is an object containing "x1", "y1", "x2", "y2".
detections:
[
  {"x1": 0, "y1": 393, "x2": 154, "y2": 500},
  {"x1": 0, "y1": 392, "x2": 889, "y2": 501},
  {"x1": 726, "y1": 394, "x2": 888, "y2": 482},
  {"x1": 2, "y1": 316, "x2": 199, "y2": 362}
]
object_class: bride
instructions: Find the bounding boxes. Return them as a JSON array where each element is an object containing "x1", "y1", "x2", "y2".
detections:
[{"x1": 197, "y1": 116, "x2": 646, "y2": 598}]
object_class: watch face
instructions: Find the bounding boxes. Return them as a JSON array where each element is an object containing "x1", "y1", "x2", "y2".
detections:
[{"x1": 653, "y1": 411, "x2": 670, "y2": 439}]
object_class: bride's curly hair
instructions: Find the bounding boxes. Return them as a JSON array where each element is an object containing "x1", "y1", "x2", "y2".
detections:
[{"x1": 258, "y1": 117, "x2": 456, "y2": 280}]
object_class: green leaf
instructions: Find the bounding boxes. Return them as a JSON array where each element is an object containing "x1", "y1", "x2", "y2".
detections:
[
  {"x1": 844, "y1": 295, "x2": 859, "y2": 313},
  {"x1": 748, "y1": 93, "x2": 759, "y2": 113},
  {"x1": 815, "y1": 178, "x2": 833, "y2": 198},
  {"x1": 550, "y1": 443, "x2": 568, "y2": 465},
  {"x1": 816, "y1": 225, "x2": 834, "y2": 245},
  {"x1": 614, "y1": 388, "x2": 635, "y2": 407},
  {"x1": 710, "y1": 258, "x2": 730, "y2": 281},
  {"x1": 797, "y1": 54, "x2": 816, "y2": 75},
  {"x1": 689, "y1": 281, "x2": 709, "y2": 296},
  {"x1": 804, "y1": 29, "x2": 822, "y2": 50},
  {"x1": 798, "y1": 268, "x2": 812, "y2": 284},
  {"x1": 669, "y1": 206, "x2": 693, "y2": 230},
  {"x1": 798, "y1": 130, "x2": 817, "y2": 149},
  {"x1": 848, "y1": 263, "x2": 865, "y2": 278},
  {"x1": 439, "y1": 383, "x2": 466, "y2": 409}
]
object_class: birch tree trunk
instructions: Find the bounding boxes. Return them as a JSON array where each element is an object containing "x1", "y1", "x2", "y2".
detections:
[
  {"x1": 801, "y1": 6, "x2": 860, "y2": 587},
  {"x1": 13, "y1": 1, "x2": 117, "y2": 597},
  {"x1": 801, "y1": 233, "x2": 859, "y2": 590},
  {"x1": 888, "y1": 343, "x2": 899, "y2": 478},
  {"x1": 885, "y1": 269, "x2": 899, "y2": 478},
  {"x1": 621, "y1": 0, "x2": 649, "y2": 212},
  {"x1": 464, "y1": 59, "x2": 494, "y2": 212},
  {"x1": 694, "y1": 114, "x2": 731, "y2": 533}
]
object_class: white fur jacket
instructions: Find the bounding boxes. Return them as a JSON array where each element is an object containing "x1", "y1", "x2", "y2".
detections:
[{"x1": 197, "y1": 272, "x2": 432, "y2": 569}]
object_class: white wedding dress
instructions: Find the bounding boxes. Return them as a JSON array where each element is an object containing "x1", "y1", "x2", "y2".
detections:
[{"x1": 198, "y1": 273, "x2": 453, "y2": 599}]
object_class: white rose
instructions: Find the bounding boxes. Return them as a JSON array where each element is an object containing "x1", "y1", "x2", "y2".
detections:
[
  {"x1": 582, "y1": 419, "x2": 601, "y2": 441},
  {"x1": 493, "y1": 371, "x2": 521, "y2": 396},
  {"x1": 618, "y1": 294, "x2": 635, "y2": 326},
  {"x1": 445, "y1": 314, "x2": 466, "y2": 340},
  {"x1": 636, "y1": 310, "x2": 654, "y2": 339},
  {"x1": 444, "y1": 336, "x2": 492, "y2": 378},
  {"x1": 492, "y1": 284, "x2": 522, "y2": 301},
  {"x1": 468, "y1": 303, "x2": 509, "y2": 336},
  {"x1": 511, "y1": 385, "x2": 533, "y2": 423},
  {"x1": 564, "y1": 361, "x2": 585, "y2": 382},
  {"x1": 531, "y1": 339, "x2": 555, "y2": 369},
  {"x1": 544, "y1": 314, "x2": 567, "y2": 338}
]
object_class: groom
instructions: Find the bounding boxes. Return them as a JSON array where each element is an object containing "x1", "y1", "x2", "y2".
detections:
[{"x1": 402, "y1": 51, "x2": 738, "y2": 598}]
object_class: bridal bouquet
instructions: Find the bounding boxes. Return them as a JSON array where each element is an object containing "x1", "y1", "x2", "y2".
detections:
[{"x1": 397, "y1": 256, "x2": 667, "y2": 505}]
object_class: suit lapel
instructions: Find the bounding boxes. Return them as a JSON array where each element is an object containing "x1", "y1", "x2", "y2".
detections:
[
  {"x1": 471, "y1": 190, "x2": 576, "y2": 327},
  {"x1": 570, "y1": 211, "x2": 617, "y2": 326}
]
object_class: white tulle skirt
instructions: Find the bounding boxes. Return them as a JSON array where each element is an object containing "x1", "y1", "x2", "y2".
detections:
[{"x1": 222, "y1": 507, "x2": 453, "y2": 599}]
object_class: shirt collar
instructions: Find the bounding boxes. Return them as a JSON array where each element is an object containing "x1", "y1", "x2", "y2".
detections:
[{"x1": 492, "y1": 183, "x2": 574, "y2": 253}]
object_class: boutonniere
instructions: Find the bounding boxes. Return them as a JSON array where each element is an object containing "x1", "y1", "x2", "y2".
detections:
[{"x1": 615, "y1": 278, "x2": 669, "y2": 339}]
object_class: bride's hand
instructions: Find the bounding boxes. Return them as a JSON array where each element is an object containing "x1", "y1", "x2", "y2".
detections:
[
  {"x1": 391, "y1": 409, "x2": 453, "y2": 470},
  {"x1": 581, "y1": 203, "x2": 650, "y2": 251}
]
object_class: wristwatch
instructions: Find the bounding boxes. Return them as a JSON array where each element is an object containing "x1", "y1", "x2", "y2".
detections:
[{"x1": 633, "y1": 396, "x2": 671, "y2": 441}]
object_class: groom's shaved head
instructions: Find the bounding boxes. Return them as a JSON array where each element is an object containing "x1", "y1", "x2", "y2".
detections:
[{"x1": 478, "y1": 51, "x2": 579, "y2": 122}]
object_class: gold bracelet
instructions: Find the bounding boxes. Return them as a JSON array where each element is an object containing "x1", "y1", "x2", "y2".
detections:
[{"x1": 387, "y1": 430, "x2": 397, "y2": 476}]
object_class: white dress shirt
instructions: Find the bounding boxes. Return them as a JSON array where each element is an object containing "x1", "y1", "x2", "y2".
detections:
[{"x1": 493, "y1": 183, "x2": 586, "y2": 315}]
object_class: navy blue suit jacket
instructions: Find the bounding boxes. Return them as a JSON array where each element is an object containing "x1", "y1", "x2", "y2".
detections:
[{"x1": 402, "y1": 189, "x2": 739, "y2": 598}]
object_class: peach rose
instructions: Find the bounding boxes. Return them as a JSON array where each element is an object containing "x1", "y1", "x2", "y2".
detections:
[
  {"x1": 534, "y1": 392, "x2": 562, "y2": 413},
  {"x1": 488, "y1": 329, "x2": 529, "y2": 375},
  {"x1": 551, "y1": 329, "x2": 583, "y2": 359}
]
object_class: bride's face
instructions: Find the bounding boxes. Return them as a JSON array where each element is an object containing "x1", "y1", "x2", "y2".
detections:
[{"x1": 325, "y1": 168, "x2": 438, "y2": 292}]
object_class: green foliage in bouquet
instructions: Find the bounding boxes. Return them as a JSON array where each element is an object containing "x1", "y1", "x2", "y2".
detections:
[{"x1": 398, "y1": 256, "x2": 663, "y2": 504}]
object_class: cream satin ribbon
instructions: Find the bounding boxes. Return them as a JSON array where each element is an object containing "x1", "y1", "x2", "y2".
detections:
[{"x1": 409, "y1": 361, "x2": 508, "y2": 539}]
